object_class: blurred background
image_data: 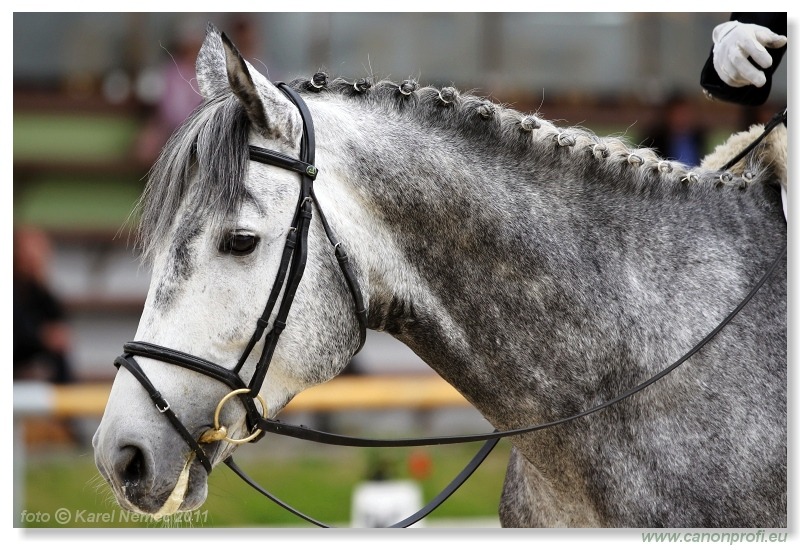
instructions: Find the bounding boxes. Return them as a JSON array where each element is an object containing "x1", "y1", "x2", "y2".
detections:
[{"x1": 12, "y1": 12, "x2": 788, "y2": 528}]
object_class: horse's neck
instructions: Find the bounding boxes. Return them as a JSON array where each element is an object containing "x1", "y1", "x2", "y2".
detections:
[{"x1": 314, "y1": 98, "x2": 779, "y2": 427}]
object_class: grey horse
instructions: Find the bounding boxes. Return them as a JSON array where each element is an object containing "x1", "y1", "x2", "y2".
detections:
[{"x1": 93, "y1": 24, "x2": 786, "y2": 527}]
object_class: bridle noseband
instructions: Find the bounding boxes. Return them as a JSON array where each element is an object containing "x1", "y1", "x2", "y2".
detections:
[{"x1": 114, "y1": 86, "x2": 786, "y2": 527}]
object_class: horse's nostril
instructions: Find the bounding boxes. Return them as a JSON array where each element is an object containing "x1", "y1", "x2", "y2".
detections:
[{"x1": 118, "y1": 445, "x2": 147, "y2": 488}]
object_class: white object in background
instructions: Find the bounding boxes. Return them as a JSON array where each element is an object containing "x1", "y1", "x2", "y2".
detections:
[{"x1": 351, "y1": 480, "x2": 425, "y2": 528}]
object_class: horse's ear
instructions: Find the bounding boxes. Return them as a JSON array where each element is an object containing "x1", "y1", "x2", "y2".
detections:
[
  {"x1": 219, "y1": 32, "x2": 270, "y2": 135},
  {"x1": 196, "y1": 23, "x2": 229, "y2": 99},
  {"x1": 196, "y1": 23, "x2": 300, "y2": 143}
]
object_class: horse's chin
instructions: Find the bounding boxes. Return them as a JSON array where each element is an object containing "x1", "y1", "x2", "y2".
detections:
[{"x1": 112, "y1": 455, "x2": 209, "y2": 518}]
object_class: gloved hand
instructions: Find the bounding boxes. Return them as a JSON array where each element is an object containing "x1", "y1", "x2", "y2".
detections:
[{"x1": 712, "y1": 21, "x2": 787, "y2": 88}]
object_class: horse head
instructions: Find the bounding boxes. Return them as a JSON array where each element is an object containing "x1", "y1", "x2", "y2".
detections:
[{"x1": 92, "y1": 24, "x2": 362, "y2": 517}]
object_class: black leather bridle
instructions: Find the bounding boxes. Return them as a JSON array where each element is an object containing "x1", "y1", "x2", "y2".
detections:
[
  {"x1": 114, "y1": 85, "x2": 786, "y2": 527},
  {"x1": 114, "y1": 82, "x2": 368, "y2": 471}
]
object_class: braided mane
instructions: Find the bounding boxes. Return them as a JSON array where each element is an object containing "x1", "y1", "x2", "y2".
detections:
[
  {"x1": 290, "y1": 74, "x2": 766, "y2": 195},
  {"x1": 136, "y1": 71, "x2": 774, "y2": 264}
]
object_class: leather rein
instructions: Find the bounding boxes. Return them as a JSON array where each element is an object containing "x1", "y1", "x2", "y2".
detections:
[{"x1": 114, "y1": 85, "x2": 786, "y2": 527}]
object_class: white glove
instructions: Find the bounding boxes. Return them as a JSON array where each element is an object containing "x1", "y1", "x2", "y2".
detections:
[{"x1": 712, "y1": 21, "x2": 787, "y2": 88}]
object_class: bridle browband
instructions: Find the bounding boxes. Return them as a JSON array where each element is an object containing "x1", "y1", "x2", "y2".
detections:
[{"x1": 114, "y1": 85, "x2": 786, "y2": 527}]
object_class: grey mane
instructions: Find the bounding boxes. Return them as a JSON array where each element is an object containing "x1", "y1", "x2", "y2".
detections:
[
  {"x1": 290, "y1": 75, "x2": 776, "y2": 197},
  {"x1": 138, "y1": 73, "x2": 778, "y2": 263}
]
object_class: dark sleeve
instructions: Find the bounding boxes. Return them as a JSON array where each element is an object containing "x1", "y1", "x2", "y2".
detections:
[
  {"x1": 700, "y1": 13, "x2": 787, "y2": 106},
  {"x1": 14, "y1": 298, "x2": 44, "y2": 364},
  {"x1": 32, "y1": 283, "x2": 66, "y2": 322}
]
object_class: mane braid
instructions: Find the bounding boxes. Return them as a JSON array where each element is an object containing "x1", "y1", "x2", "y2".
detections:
[
  {"x1": 136, "y1": 75, "x2": 774, "y2": 265},
  {"x1": 137, "y1": 94, "x2": 253, "y2": 264},
  {"x1": 288, "y1": 76, "x2": 769, "y2": 198}
]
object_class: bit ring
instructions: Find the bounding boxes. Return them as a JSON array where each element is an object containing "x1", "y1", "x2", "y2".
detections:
[{"x1": 204, "y1": 388, "x2": 267, "y2": 445}]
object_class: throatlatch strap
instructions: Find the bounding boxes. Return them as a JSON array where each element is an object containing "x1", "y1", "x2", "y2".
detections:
[{"x1": 310, "y1": 186, "x2": 368, "y2": 352}]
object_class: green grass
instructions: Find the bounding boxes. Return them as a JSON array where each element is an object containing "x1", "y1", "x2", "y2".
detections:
[{"x1": 21, "y1": 442, "x2": 511, "y2": 528}]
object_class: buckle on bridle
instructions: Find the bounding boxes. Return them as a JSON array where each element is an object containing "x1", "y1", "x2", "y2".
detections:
[{"x1": 199, "y1": 388, "x2": 268, "y2": 445}]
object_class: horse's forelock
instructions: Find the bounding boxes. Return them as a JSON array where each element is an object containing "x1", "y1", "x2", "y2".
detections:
[{"x1": 137, "y1": 95, "x2": 253, "y2": 264}]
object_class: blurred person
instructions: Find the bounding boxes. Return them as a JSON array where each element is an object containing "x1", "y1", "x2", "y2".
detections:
[
  {"x1": 229, "y1": 13, "x2": 260, "y2": 60},
  {"x1": 13, "y1": 227, "x2": 73, "y2": 384},
  {"x1": 134, "y1": 19, "x2": 205, "y2": 166},
  {"x1": 134, "y1": 16, "x2": 263, "y2": 167},
  {"x1": 740, "y1": 100, "x2": 784, "y2": 127},
  {"x1": 700, "y1": 13, "x2": 787, "y2": 106},
  {"x1": 700, "y1": 13, "x2": 787, "y2": 221},
  {"x1": 646, "y1": 93, "x2": 707, "y2": 166}
]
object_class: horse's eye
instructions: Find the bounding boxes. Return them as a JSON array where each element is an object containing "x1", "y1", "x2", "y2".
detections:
[{"x1": 220, "y1": 233, "x2": 260, "y2": 256}]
